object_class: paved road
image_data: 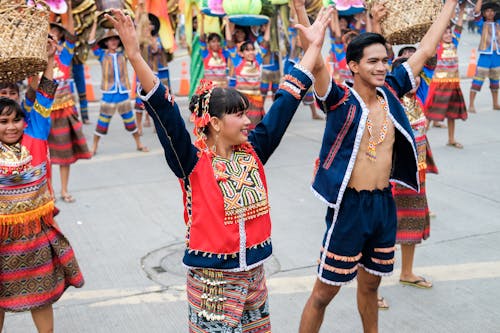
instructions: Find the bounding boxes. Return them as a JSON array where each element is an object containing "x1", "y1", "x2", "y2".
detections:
[{"x1": 3, "y1": 29, "x2": 500, "y2": 332}]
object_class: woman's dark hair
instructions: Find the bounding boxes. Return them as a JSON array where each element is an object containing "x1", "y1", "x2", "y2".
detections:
[
  {"x1": 346, "y1": 32, "x2": 387, "y2": 64},
  {"x1": 239, "y1": 41, "x2": 254, "y2": 53},
  {"x1": 0, "y1": 82, "x2": 20, "y2": 93},
  {"x1": 0, "y1": 97, "x2": 24, "y2": 119},
  {"x1": 207, "y1": 32, "x2": 221, "y2": 43},
  {"x1": 189, "y1": 88, "x2": 249, "y2": 133}
]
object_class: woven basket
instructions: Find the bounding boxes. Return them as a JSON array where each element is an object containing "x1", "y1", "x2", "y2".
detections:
[
  {"x1": 0, "y1": 0, "x2": 50, "y2": 83},
  {"x1": 373, "y1": 0, "x2": 443, "y2": 45}
]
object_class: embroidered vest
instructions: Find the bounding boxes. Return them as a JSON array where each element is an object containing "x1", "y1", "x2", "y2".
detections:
[
  {"x1": 100, "y1": 51, "x2": 131, "y2": 94},
  {"x1": 0, "y1": 138, "x2": 54, "y2": 238},
  {"x1": 181, "y1": 145, "x2": 272, "y2": 269}
]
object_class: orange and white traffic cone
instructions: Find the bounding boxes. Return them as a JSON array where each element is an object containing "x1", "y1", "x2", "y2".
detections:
[
  {"x1": 467, "y1": 49, "x2": 477, "y2": 78},
  {"x1": 177, "y1": 61, "x2": 190, "y2": 97},
  {"x1": 84, "y1": 64, "x2": 96, "y2": 102}
]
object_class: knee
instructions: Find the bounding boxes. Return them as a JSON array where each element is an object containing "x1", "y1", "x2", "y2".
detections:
[
  {"x1": 358, "y1": 278, "x2": 380, "y2": 294},
  {"x1": 310, "y1": 285, "x2": 340, "y2": 309}
]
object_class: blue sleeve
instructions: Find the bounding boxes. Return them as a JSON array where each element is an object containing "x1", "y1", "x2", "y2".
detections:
[
  {"x1": 475, "y1": 17, "x2": 484, "y2": 33},
  {"x1": 453, "y1": 26, "x2": 462, "y2": 47},
  {"x1": 333, "y1": 42, "x2": 345, "y2": 62},
  {"x1": 231, "y1": 53, "x2": 242, "y2": 68},
  {"x1": 23, "y1": 77, "x2": 58, "y2": 140},
  {"x1": 385, "y1": 62, "x2": 416, "y2": 98},
  {"x1": 92, "y1": 44, "x2": 105, "y2": 60},
  {"x1": 248, "y1": 66, "x2": 314, "y2": 164},
  {"x1": 315, "y1": 78, "x2": 348, "y2": 113},
  {"x1": 59, "y1": 40, "x2": 75, "y2": 66},
  {"x1": 228, "y1": 46, "x2": 238, "y2": 62},
  {"x1": 200, "y1": 40, "x2": 209, "y2": 59},
  {"x1": 256, "y1": 52, "x2": 263, "y2": 65},
  {"x1": 139, "y1": 82, "x2": 199, "y2": 179}
]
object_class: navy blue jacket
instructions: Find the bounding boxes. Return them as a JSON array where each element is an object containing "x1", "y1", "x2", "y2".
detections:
[{"x1": 312, "y1": 62, "x2": 419, "y2": 210}]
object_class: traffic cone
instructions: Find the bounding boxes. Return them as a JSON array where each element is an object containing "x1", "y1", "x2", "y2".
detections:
[
  {"x1": 177, "y1": 61, "x2": 190, "y2": 96},
  {"x1": 466, "y1": 49, "x2": 477, "y2": 78},
  {"x1": 84, "y1": 65, "x2": 96, "y2": 102}
]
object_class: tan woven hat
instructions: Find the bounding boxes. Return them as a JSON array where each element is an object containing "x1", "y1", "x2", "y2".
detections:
[{"x1": 97, "y1": 29, "x2": 122, "y2": 49}]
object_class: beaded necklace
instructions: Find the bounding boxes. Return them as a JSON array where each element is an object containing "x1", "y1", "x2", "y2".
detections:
[{"x1": 366, "y1": 95, "x2": 389, "y2": 162}]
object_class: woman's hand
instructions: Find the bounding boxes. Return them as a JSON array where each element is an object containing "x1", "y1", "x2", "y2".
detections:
[{"x1": 105, "y1": 9, "x2": 141, "y2": 61}]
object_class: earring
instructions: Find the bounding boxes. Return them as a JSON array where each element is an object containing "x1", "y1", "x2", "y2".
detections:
[{"x1": 212, "y1": 131, "x2": 219, "y2": 154}]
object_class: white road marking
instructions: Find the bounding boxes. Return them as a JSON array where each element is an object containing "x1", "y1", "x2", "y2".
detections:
[{"x1": 59, "y1": 261, "x2": 500, "y2": 307}]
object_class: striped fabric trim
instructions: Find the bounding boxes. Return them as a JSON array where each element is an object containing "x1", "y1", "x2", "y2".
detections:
[
  {"x1": 320, "y1": 261, "x2": 359, "y2": 275},
  {"x1": 322, "y1": 104, "x2": 356, "y2": 169}
]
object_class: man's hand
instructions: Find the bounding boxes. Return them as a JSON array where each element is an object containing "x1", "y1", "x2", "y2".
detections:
[
  {"x1": 295, "y1": 6, "x2": 334, "y2": 48},
  {"x1": 105, "y1": 9, "x2": 141, "y2": 61}
]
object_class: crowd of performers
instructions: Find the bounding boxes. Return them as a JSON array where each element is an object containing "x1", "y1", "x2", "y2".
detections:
[{"x1": 0, "y1": 0, "x2": 499, "y2": 331}]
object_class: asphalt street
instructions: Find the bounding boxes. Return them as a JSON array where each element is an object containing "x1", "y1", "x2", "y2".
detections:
[{"x1": 2, "y1": 28, "x2": 500, "y2": 332}]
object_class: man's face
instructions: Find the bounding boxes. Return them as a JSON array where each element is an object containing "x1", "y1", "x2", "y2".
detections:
[{"x1": 349, "y1": 43, "x2": 389, "y2": 87}]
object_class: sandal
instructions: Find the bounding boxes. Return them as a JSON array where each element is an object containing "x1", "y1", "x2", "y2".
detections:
[
  {"x1": 137, "y1": 146, "x2": 149, "y2": 153},
  {"x1": 61, "y1": 193, "x2": 76, "y2": 203},
  {"x1": 446, "y1": 142, "x2": 463, "y2": 149},
  {"x1": 399, "y1": 277, "x2": 433, "y2": 289},
  {"x1": 432, "y1": 122, "x2": 446, "y2": 128},
  {"x1": 378, "y1": 296, "x2": 389, "y2": 310}
]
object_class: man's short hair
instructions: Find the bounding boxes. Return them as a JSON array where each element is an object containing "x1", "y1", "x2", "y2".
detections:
[{"x1": 346, "y1": 32, "x2": 387, "y2": 64}]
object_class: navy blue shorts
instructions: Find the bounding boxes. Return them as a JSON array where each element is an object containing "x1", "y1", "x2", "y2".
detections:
[{"x1": 318, "y1": 186, "x2": 397, "y2": 285}]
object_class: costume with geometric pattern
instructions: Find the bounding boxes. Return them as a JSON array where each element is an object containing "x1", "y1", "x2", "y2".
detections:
[
  {"x1": 0, "y1": 77, "x2": 84, "y2": 312},
  {"x1": 138, "y1": 65, "x2": 314, "y2": 331}
]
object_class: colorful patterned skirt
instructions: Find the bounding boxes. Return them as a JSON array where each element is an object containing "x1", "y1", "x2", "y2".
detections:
[
  {"x1": 425, "y1": 79, "x2": 467, "y2": 121},
  {"x1": 243, "y1": 93, "x2": 265, "y2": 131},
  {"x1": 0, "y1": 219, "x2": 84, "y2": 312},
  {"x1": 393, "y1": 170, "x2": 430, "y2": 244},
  {"x1": 48, "y1": 105, "x2": 92, "y2": 165},
  {"x1": 187, "y1": 265, "x2": 270, "y2": 333}
]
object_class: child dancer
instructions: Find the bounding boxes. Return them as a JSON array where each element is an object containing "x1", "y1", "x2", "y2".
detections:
[
  {"x1": 0, "y1": 38, "x2": 84, "y2": 332},
  {"x1": 227, "y1": 23, "x2": 271, "y2": 130},
  {"x1": 425, "y1": 2, "x2": 467, "y2": 148},
  {"x1": 199, "y1": 14, "x2": 230, "y2": 88},
  {"x1": 48, "y1": 5, "x2": 92, "y2": 203},
  {"x1": 88, "y1": 18, "x2": 148, "y2": 155},
  {"x1": 106, "y1": 7, "x2": 332, "y2": 332},
  {"x1": 469, "y1": 0, "x2": 500, "y2": 113}
]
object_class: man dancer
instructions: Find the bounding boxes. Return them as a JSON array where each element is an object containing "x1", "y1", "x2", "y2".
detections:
[{"x1": 294, "y1": 0, "x2": 459, "y2": 332}]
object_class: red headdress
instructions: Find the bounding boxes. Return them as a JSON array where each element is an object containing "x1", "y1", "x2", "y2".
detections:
[{"x1": 190, "y1": 79, "x2": 216, "y2": 150}]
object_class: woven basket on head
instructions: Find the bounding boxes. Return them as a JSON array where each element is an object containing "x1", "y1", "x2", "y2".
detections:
[
  {"x1": 0, "y1": 0, "x2": 50, "y2": 83},
  {"x1": 372, "y1": 0, "x2": 443, "y2": 45}
]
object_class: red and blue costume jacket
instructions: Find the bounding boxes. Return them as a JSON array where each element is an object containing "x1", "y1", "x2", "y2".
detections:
[
  {"x1": 138, "y1": 66, "x2": 314, "y2": 271},
  {"x1": 0, "y1": 77, "x2": 58, "y2": 237},
  {"x1": 312, "y1": 62, "x2": 419, "y2": 211}
]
